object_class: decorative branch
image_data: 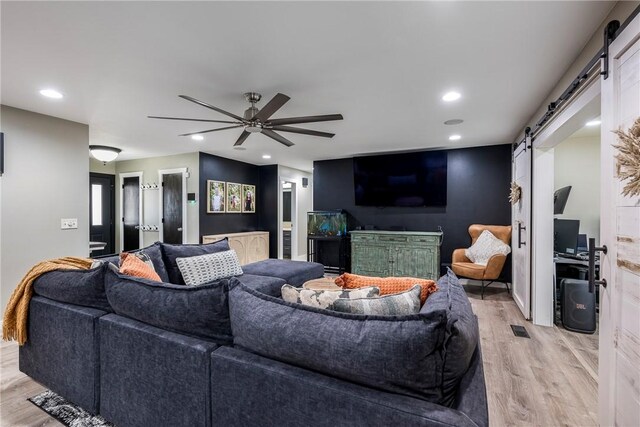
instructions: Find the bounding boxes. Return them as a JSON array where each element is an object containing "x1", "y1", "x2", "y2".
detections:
[
  {"x1": 613, "y1": 117, "x2": 640, "y2": 198},
  {"x1": 509, "y1": 181, "x2": 522, "y2": 205}
]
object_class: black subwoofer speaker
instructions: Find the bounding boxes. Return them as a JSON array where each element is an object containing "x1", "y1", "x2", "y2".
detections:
[{"x1": 561, "y1": 278, "x2": 596, "y2": 334}]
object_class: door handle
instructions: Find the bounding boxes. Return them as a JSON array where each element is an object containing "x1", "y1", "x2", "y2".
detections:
[
  {"x1": 517, "y1": 222, "x2": 526, "y2": 248},
  {"x1": 588, "y1": 237, "x2": 607, "y2": 293},
  {"x1": 177, "y1": 227, "x2": 183, "y2": 231}
]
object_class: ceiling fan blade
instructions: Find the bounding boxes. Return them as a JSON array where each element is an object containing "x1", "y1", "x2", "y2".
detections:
[
  {"x1": 234, "y1": 130, "x2": 251, "y2": 146},
  {"x1": 270, "y1": 125, "x2": 335, "y2": 138},
  {"x1": 252, "y1": 93, "x2": 290, "y2": 122},
  {"x1": 179, "y1": 95, "x2": 245, "y2": 121},
  {"x1": 179, "y1": 125, "x2": 244, "y2": 137},
  {"x1": 261, "y1": 129, "x2": 294, "y2": 147},
  {"x1": 148, "y1": 116, "x2": 241, "y2": 124},
  {"x1": 266, "y1": 114, "x2": 344, "y2": 126}
]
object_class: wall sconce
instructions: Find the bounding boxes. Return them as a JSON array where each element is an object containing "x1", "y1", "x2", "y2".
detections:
[{"x1": 89, "y1": 145, "x2": 121, "y2": 164}]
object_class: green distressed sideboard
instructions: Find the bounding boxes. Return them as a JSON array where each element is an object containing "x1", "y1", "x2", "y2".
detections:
[{"x1": 350, "y1": 230, "x2": 443, "y2": 280}]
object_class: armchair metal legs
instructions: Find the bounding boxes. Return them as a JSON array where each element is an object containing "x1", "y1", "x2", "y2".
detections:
[{"x1": 480, "y1": 280, "x2": 510, "y2": 299}]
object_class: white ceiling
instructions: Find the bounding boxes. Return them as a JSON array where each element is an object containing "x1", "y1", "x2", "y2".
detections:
[{"x1": 1, "y1": 1, "x2": 614, "y2": 171}]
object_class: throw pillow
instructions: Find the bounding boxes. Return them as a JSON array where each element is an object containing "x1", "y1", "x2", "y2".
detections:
[
  {"x1": 120, "y1": 250, "x2": 156, "y2": 271},
  {"x1": 280, "y1": 284, "x2": 380, "y2": 309},
  {"x1": 464, "y1": 229, "x2": 511, "y2": 265},
  {"x1": 334, "y1": 273, "x2": 438, "y2": 304},
  {"x1": 176, "y1": 250, "x2": 243, "y2": 286},
  {"x1": 119, "y1": 252, "x2": 162, "y2": 282},
  {"x1": 329, "y1": 284, "x2": 422, "y2": 315}
]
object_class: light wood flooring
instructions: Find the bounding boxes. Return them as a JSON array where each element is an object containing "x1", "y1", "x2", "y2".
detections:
[{"x1": 0, "y1": 284, "x2": 598, "y2": 427}]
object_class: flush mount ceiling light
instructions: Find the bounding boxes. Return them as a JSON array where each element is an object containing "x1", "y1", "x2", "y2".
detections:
[
  {"x1": 191, "y1": 134, "x2": 204, "y2": 141},
  {"x1": 444, "y1": 119, "x2": 464, "y2": 125},
  {"x1": 586, "y1": 119, "x2": 601, "y2": 127},
  {"x1": 89, "y1": 145, "x2": 121, "y2": 163},
  {"x1": 442, "y1": 91, "x2": 461, "y2": 102},
  {"x1": 449, "y1": 134, "x2": 462, "y2": 141},
  {"x1": 39, "y1": 89, "x2": 63, "y2": 99},
  {"x1": 262, "y1": 154, "x2": 271, "y2": 159}
]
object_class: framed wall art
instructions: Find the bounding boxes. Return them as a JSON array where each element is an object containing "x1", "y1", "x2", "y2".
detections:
[
  {"x1": 207, "y1": 180, "x2": 226, "y2": 213},
  {"x1": 226, "y1": 182, "x2": 242, "y2": 213},
  {"x1": 242, "y1": 184, "x2": 256, "y2": 213}
]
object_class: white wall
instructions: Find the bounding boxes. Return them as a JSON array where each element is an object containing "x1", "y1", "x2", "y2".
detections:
[
  {"x1": 278, "y1": 165, "x2": 312, "y2": 260},
  {"x1": 114, "y1": 152, "x2": 199, "y2": 250},
  {"x1": 0, "y1": 106, "x2": 89, "y2": 311},
  {"x1": 554, "y1": 135, "x2": 601, "y2": 244}
]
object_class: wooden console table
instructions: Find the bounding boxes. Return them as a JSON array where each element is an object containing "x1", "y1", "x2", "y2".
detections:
[
  {"x1": 202, "y1": 231, "x2": 269, "y2": 265},
  {"x1": 350, "y1": 230, "x2": 442, "y2": 280}
]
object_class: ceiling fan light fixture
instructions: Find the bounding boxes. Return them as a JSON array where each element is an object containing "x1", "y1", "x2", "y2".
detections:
[
  {"x1": 246, "y1": 124, "x2": 262, "y2": 133},
  {"x1": 89, "y1": 145, "x2": 121, "y2": 163}
]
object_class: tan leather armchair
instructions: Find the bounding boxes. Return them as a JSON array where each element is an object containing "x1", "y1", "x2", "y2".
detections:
[{"x1": 452, "y1": 224, "x2": 512, "y2": 299}]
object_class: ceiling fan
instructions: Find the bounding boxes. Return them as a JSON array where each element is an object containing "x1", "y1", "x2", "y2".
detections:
[{"x1": 149, "y1": 92, "x2": 343, "y2": 147}]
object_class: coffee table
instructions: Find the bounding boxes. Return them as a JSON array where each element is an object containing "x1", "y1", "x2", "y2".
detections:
[{"x1": 302, "y1": 277, "x2": 341, "y2": 291}]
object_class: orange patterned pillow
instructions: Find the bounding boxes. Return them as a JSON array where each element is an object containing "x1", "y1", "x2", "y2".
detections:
[
  {"x1": 335, "y1": 273, "x2": 438, "y2": 304},
  {"x1": 119, "y1": 252, "x2": 162, "y2": 282}
]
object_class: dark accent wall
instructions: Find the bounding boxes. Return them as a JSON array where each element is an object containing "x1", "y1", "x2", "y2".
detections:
[
  {"x1": 199, "y1": 153, "x2": 278, "y2": 257},
  {"x1": 258, "y1": 165, "x2": 279, "y2": 258},
  {"x1": 314, "y1": 144, "x2": 512, "y2": 278}
]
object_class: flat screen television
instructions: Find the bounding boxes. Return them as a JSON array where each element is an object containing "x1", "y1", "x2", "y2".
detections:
[{"x1": 353, "y1": 151, "x2": 447, "y2": 207}]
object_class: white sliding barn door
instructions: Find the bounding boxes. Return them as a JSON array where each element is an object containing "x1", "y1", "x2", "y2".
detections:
[
  {"x1": 511, "y1": 138, "x2": 531, "y2": 319},
  {"x1": 599, "y1": 15, "x2": 640, "y2": 426}
]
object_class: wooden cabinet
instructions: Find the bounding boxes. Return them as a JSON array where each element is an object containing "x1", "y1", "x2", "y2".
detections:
[
  {"x1": 202, "y1": 231, "x2": 269, "y2": 265},
  {"x1": 350, "y1": 231, "x2": 442, "y2": 280}
]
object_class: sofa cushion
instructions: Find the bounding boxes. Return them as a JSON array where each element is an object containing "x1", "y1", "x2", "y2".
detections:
[
  {"x1": 335, "y1": 272, "x2": 438, "y2": 304},
  {"x1": 177, "y1": 250, "x2": 243, "y2": 286},
  {"x1": 240, "y1": 259, "x2": 324, "y2": 287},
  {"x1": 104, "y1": 266, "x2": 232, "y2": 344},
  {"x1": 228, "y1": 277, "x2": 449, "y2": 403},
  {"x1": 421, "y1": 268, "x2": 480, "y2": 407},
  {"x1": 161, "y1": 239, "x2": 231, "y2": 285},
  {"x1": 281, "y1": 285, "x2": 380, "y2": 309},
  {"x1": 235, "y1": 274, "x2": 286, "y2": 297},
  {"x1": 330, "y1": 284, "x2": 421, "y2": 315},
  {"x1": 33, "y1": 263, "x2": 111, "y2": 311}
]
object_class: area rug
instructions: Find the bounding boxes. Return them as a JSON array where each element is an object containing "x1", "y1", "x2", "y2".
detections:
[{"x1": 28, "y1": 390, "x2": 115, "y2": 427}]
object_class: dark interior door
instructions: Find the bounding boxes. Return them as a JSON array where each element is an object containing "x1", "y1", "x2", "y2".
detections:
[
  {"x1": 122, "y1": 176, "x2": 140, "y2": 251},
  {"x1": 90, "y1": 173, "x2": 115, "y2": 256},
  {"x1": 162, "y1": 173, "x2": 183, "y2": 244}
]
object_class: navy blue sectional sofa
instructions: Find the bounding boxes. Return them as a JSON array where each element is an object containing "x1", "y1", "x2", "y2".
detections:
[{"x1": 19, "y1": 239, "x2": 488, "y2": 427}]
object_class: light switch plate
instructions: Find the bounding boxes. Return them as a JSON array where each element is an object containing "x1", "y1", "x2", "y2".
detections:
[{"x1": 61, "y1": 218, "x2": 78, "y2": 229}]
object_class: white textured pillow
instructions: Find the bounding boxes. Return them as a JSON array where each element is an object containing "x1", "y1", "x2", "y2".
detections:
[
  {"x1": 176, "y1": 250, "x2": 243, "y2": 286},
  {"x1": 281, "y1": 285, "x2": 380, "y2": 309},
  {"x1": 465, "y1": 230, "x2": 511, "y2": 266}
]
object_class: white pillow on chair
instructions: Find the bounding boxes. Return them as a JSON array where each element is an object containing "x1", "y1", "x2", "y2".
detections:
[{"x1": 465, "y1": 230, "x2": 511, "y2": 266}]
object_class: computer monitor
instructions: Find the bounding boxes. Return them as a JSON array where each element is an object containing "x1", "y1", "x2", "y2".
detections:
[
  {"x1": 554, "y1": 219, "x2": 580, "y2": 254},
  {"x1": 554, "y1": 186, "x2": 572, "y2": 215},
  {"x1": 577, "y1": 234, "x2": 588, "y2": 253}
]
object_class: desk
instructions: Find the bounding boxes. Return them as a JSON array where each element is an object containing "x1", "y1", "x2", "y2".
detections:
[{"x1": 553, "y1": 255, "x2": 599, "y2": 325}]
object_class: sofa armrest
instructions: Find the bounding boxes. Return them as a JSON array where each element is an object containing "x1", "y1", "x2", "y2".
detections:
[
  {"x1": 452, "y1": 249, "x2": 471, "y2": 263},
  {"x1": 482, "y1": 254, "x2": 507, "y2": 280}
]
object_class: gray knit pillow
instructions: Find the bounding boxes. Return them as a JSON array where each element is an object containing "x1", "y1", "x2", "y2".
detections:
[
  {"x1": 281, "y1": 285, "x2": 380, "y2": 309},
  {"x1": 329, "y1": 284, "x2": 422, "y2": 315},
  {"x1": 176, "y1": 250, "x2": 243, "y2": 286}
]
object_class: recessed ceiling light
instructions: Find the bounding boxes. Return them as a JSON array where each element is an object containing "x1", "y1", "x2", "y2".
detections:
[
  {"x1": 191, "y1": 134, "x2": 204, "y2": 141},
  {"x1": 449, "y1": 134, "x2": 462, "y2": 141},
  {"x1": 39, "y1": 89, "x2": 63, "y2": 99},
  {"x1": 586, "y1": 119, "x2": 601, "y2": 127},
  {"x1": 442, "y1": 91, "x2": 461, "y2": 102},
  {"x1": 444, "y1": 119, "x2": 464, "y2": 125},
  {"x1": 262, "y1": 154, "x2": 271, "y2": 159}
]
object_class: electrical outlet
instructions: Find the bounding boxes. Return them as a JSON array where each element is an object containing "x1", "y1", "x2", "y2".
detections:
[{"x1": 61, "y1": 218, "x2": 78, "y2": 229}]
